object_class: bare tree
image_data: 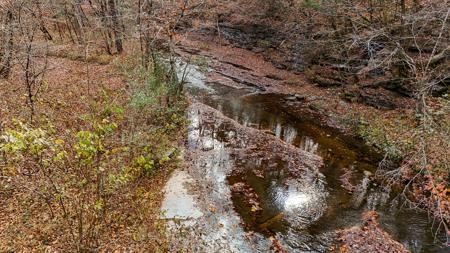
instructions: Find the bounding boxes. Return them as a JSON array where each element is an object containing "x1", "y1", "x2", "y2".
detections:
[{"x1": 8, "y1": 0, "x2": 51, "y2": 123}]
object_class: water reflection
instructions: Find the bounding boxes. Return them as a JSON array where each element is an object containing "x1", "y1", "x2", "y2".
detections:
[
  {"x1": 173, "y1": 105, "x2": 264, "y2": 252},
  {"x1": 299, "y1": 136, "x2": 319, "y2": 154},
  {"x1": 188, "y1": 81, "x2": 446, "y2": 252}
]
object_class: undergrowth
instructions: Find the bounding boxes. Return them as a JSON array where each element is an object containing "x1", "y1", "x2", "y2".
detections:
[{"x1": 0, "y1": 50, "x2": 186, "y2": 251}]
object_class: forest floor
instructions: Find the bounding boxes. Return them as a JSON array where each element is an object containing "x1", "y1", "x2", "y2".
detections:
[{"x1": 0, "y1": 45, "x2": 185, "y2": 251}]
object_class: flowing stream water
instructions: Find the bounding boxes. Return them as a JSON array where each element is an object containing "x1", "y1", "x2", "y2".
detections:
[{"x1": 162, "y1": 63, "x2": 447, "y2": 252}]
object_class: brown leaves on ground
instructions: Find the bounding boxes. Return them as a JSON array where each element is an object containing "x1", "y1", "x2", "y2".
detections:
[
  {"x1": 0, "y1": 52, "x2": 182, "y2": 251},
  {"x1": 231, "y1": 182, "x2": 262, "y2": 212},
  {"x1": 338, "y1": 211, "x2": 410, "y2": 253},
  {"x1": 269, "y1": 236, "x2": 289, "y2": 253},
  {"x1": 340, "y1": 167, "x2": 356, "y2": 193}
]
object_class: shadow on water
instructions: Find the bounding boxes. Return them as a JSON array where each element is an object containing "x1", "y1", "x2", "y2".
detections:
[{"x1": 189, "y1": 81, "x2": 447, "y2": 253}]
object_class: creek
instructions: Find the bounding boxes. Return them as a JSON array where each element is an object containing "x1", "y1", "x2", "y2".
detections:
[{"x1": 161, "y1": 63, "x2": 446, "y2": 253}]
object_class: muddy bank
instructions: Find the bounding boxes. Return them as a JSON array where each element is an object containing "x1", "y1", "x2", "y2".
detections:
[{"x1": 199, "y1": 21, "x2": 307, "y2": 73}]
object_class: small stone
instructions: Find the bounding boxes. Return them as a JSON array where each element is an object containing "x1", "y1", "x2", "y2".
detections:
[
  {"x1": 363, "y1": 170, "x2": 373, "y2": 177},
  {"x1": 284, "y1": 95, "x2": 297, "y2": 101},
  {"x1": 294, "y1": 93, "x2": 307, "y2": 100}
]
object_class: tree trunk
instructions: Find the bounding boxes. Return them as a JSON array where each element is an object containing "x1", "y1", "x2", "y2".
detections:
[
  {"x1": 0, "y1": 11, "x2": 14, "y2": 79},
  {"x1": 109, "y1": 0, "x2": 123, "y2": 54},
  {"x1": 400, "y1": 0, "x2": 406, "y2": 15}
]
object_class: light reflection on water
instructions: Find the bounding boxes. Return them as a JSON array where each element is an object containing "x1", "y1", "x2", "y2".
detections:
[
  {"x1": 272, "y1": 184, "x2": 319, "y2": 214},
  {"x1": 283, "y1": 192, "x2": 310, "y2": 210}
]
